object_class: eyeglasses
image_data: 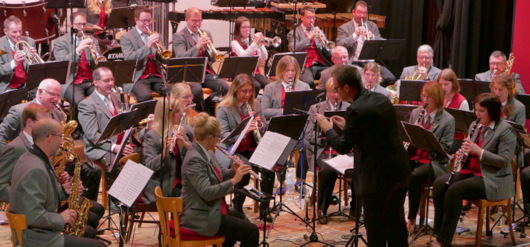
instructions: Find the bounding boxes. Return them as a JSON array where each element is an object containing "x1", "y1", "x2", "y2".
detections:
[
  {"x1": 98, "y1": 78, "x2": 115, "y2": 83},
  {"x1": 41, "y1": 88, "x2": 61, "y2": 98},
  {"x1": 417, "y1": 56, "x2": 432, "y2": 60},
  {"x1": 421, "y1": 94, "x2": 433, "y2": 99},
  {"x1": 137, "y1": 19, "x2": 152, "y2": 23},
  {"x1": 73, "y1": 23, "x2": 87, "y2": 27},
  {"x1": 49, "y1": 133, "x2": 64, "y2": 139}
]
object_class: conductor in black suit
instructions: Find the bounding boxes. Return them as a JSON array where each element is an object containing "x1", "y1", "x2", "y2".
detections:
[{"x1": 316, "y1": 65, "x2": 411, "y2": 246}]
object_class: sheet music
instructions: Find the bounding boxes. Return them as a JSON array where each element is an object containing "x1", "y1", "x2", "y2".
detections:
[
  {"x1": 229, "y1": 115, "x2": 254, "y2": 155},
  {"x1": 323, "y1": 154, "x2": 355, "y2": 175},
  {"x1": 108, "y1": 159, "x2": 153, "y2": 207},
  {"x1": 249, "y1": 131, "x2": 290, "y2": 170}
]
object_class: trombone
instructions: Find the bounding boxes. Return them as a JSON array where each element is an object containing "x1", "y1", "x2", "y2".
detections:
[
  {"x1": 146, "y1": 26, "x2": 172, "y2": 60},
  {"x1": 15, "y1": 40, "x2": 44, "y2": 64},
  {"x1": 198, "y1": 28, "x2": 224, "y2": 62},
  {"x1": 79, "y1": 31, "x2": 107, "y2": 65}
]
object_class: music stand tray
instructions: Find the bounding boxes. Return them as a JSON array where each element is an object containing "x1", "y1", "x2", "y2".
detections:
[
  {"x1": 166, "y1": 57, "x2": 207, "y2": 83},
  {"x1": 130, "y1": 100, "x2": 157, "y2": 126},
  {"x1": 107, "y1": 6, "x2": 147, "y2": 29},
  {"x1": 398, "y1": 80, "x2": 426, "y2": 102},
  {"x1": 267, "y1": 52, "x2": 307, "y2": 77},
  {"x1": 217, "y1": 56, "x2": 259, "y2": 79},
  {"x1": 283, "y1": 90, "x2": 325, "y2": 115},
  {"x1": 96, "y1": 60, "x2": 137, "y2": 88},
  {"x1": 0, "y1": 88, "x2": 29, "y2": 118},
  {"x1": 358, "y1": 39, "x2": 406, "y2": 61},
  {"x1": 26, "y1": 61, "x2": 70, "y2": 89}
]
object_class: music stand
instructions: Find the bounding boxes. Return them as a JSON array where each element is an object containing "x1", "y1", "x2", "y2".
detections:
[
  {"x1": 398, "y1": 80, "x2": 425, "y2": 102},
  {"x1": 96, "y1": 60, "x2": 137, "y2": 88},
  {"x1": 107, "y1": 6, "x2": 147, "y2": 29},
  {"x1": 46, "y1": 0, "x2": 84, "y2": 8},
  {"x1": 283, "y1": 90, "x2": 325, "y2": 115},
  {"x1": 445, "y1": 108, "x2": 477, "y2": 134},
  {"x1": 26, "y1": 61, "x2": 70, "y2": 89},
  {"x1": 165, "y1": 57, "x2": 207, "y2": 83},
  {"x1": 358, "y1": 39, "x2": 406, "y2": 61},
  {"x1": 130, "y1": 100, "x2": 157, "y2": 126},
  {"x1": 217, "y1": 56, "x2": 259, "y2": 79},
  {"x1": 394, "y1": 104, "x2": 417, "y2": 123},
  {"x1": 267, "y1": 52, "x2": 307, "y2": 77},
  {"x1": 0, "y1": 88, "x2": 29, "y2": 119},
  {"x1": 459, "y1": 79, "x2": 490, "y2": 107},
  {"x1": 516, "y1": 94, "x2": 530, "y2": 119}
]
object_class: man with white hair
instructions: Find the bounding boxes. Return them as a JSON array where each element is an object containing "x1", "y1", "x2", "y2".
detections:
[
  {"x1": 0, "y1": 78, "x2": 64, "y2": 150},
  {"x1": 318, "y1": 45, "x2": 363, "y2": 90},
  {"x1": 400, "y1": 44, "x2": 442, "y2": 81},
  {"x1": 475, "y1": 50, "x2": 524, "y2": 94}
]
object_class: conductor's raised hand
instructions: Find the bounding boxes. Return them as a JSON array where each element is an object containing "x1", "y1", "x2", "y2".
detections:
[
  {"x1": 316, "y1": 113, "x2": 333, "y2": 132},
  {"x1": 330, "y1": 115, "x2": 346, "y2": 130}
]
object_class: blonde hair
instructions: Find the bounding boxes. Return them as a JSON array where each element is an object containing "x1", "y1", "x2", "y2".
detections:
[
  {"x1": 87, "y1": 0, "x2": 112, "y2": 15},
  {"x1": 422, "y1": 81, "x2": 444, "y2": 112},
  {"x1": 151, "y1": 98, "x2": 179, "y2": 137},
  {"x1": 194, "y1": 112, "x2": 221, "y2": 141},
  {"x1": 276, "y1": 55, "x2": 301, "y2": 84},
  {"x1": 325, "y1": 78, "x2": 335, "y2": 91},
  {"x1": 219, "y1": 73, "x2": 255, "y2": 111},
  {"x1": 171, "y1": 83, "x2": 198, "y2": 126}
]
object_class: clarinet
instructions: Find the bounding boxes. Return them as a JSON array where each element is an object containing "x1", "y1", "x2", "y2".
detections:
[
  {"x1": 246, "y1": 103, "x2": 262, "y2": 143},
  {"x1": 404, "y1": 104, "x2": 428, "y2": 149},
  {"x1": 446, "y1": 118, "x2": 481, "y2": 185}
]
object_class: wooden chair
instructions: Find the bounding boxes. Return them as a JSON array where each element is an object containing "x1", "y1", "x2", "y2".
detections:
[
  {"x1": 469, "y1": 198, "x2": 516, "y2": 246},
  {"x1": 154, "y1": 186, "x2": 225, "y2": 247},
  {"x1": 4, "y1": 205, "x2": 27, "y2": 247}
]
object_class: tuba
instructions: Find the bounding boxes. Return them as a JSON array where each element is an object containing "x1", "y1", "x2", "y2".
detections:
[
  {"x1": 146, "y1": 26, "x2": 172, "y2": 60},
  {"x1": 15, "y1": 40, "x2": 44, "y2": 64}
]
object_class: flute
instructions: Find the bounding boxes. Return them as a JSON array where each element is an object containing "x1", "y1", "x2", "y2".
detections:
[{"x1": 215, "y1": 145, "x2": 262, "y2": 181}]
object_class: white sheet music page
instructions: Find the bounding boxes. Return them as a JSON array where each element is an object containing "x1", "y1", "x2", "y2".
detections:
[
  {"x1": 108, "y1": 159, "x2": 153, "y2": 207},
  {"x1": 249, "y1": 131, "x2": 290, "y2": 170},
  {"x1": 323, "y1": 154, "x2": 354, "y2": 175},
  {"x1": 229, "y1": 115, "x2": 254, "y2": 155}
]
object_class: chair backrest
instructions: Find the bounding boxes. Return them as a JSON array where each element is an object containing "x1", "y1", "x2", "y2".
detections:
[
  {"x1": 155, "y1": 186, "x2": 183, "y2": 247},
  {"x1": 119, "y1": 153, "x2": 140, "y2": 167},
  {"x1": 4, "y1": 205, "x2": 27, "y2": 247}
]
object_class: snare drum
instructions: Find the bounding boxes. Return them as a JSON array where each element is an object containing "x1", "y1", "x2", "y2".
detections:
[
  {"x1": 103, "y1": 46, "x2": 124, "y2": 61},
  {"x1": 0, "y1": 0, "x2": 57, "y2": 44}
]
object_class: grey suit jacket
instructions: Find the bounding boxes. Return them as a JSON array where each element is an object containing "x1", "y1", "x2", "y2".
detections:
[
  {"x1": 318, "y1": 64, "x2": 363, "y2": 90},
  {"x1": 336, "y1": 20, "x2": 382, "y2": 62},
  {"x1": 180, "y1": 141, "x2": 235, "y2": 236},
  {"x1": 53, "y1": 32, "x2": 99, "y2": 89},
  {"x1": 400, "y1": 65, "x2": 442, "y2": 81},
  {"x1": 10, "y1": 146, "x2": 67, "y2": 247},
  {"x1": 408, "y1": 108, "x2": 455, "y2": 177},
  {"x1": 504, "y1": 98, "x2": 526, "y2": 126},
  {"x1": 0, "y1": 99, "x2": 63, "y2": 150},
  {"x1": 371, "y1": 84, "x2": 392, "y2": 101},
  {"x1": 0, "y1": 133, "x2": 32, "y2": 203},
  {"x1": 172, "y1": 28, "x2": 216, "y2": 73},
  {"x1": 217, "y1": 100, "x2": 267, "y2": 146},
  {"x1": 304, "y1": 100, "x2": 350, "y2": 168},
  {"x1": 141, "y1": 128, "x2": 191, "y2": 204},
  {"x1": 0, "y1": 35, "x2": 36, "y2": 92},
  {"x1": 78, "y1": 91, "x2": 122, "y2": 161},
  {"x1": 260, "y1": 81, "x2": 311, "y2": 120},
  {"x1": 286, "y1": 25, "x2": 324, "y2": 52},
  {"x1": 475, "y1": 70, "x2": 524, "y2": 94},
  {"x1": 468, "y1": 120, "x2": 516, "y2": 200},
  {"x1": 120, "y1": 28, "x2": 164, "y2": 84}
]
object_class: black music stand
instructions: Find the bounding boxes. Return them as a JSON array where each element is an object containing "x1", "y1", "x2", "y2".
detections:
[
  {"x1": 459, "y1": 79, "x2": 490, "y2": 108},
  {"x1": 445, "y1": 108, "x2": 477, "y2": 134},
  {"x1": 394, "y1": 104, "x2": 417, "y2": 123},
  {"x1": 398, "y1": 80, "x2": 426, "y2": 102},
  {"x1": 516, "y1": 94, "x2": 530, "y2": 119},
  {"x1": 46, "y1": 0, "x2": 84, "y2": 8},
  {"x1": 0, "y1": 88, "x2": 29, "y2": 119},
  {"x1": 266, "y1": 52, "x2": 307, "y2": 77},
  {"x1": 217, "y1": 56, "x2": 259, "y2": 79},
  {"x1": 283, "y1": 90, "x2": 325, "y2": 115},
  {"x1": 166, "y1": 57, "x2": 207, "y2": 83},
  {"x1": 96, "y1": 60, "x2": 137, "y2": 88},
  {"x1": 26, "y1": 61, "x2": 70, "y2": 89},
  {"x1": 130, "y1": 100, "x2": 157, "y2": 126},
  {"x1": 358, "y1": 39, "x2": 406, "y2": 61},
  {"x1": 107, "y1": 6, "x2": 147, "y2": 29}
]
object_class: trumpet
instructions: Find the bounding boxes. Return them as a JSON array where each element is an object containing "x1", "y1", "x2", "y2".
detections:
[
  {"x1": 79, "y1": 31, "x2": 107, "y2": 65},
  {"x1": 246, "y1": 103, "x2": 261, "y2": 143},
  {"x1": 215, "y1": 145, "x2": 261, "y2": 181},
  {"x1": 405, "y1": 63, "x2": 426, "y2": 80},
  {"x1": 361, "y1": 19, "x2": 371, "y2": 40},
  {"x1": 139, "y1": 116, "x2": 154, "y2": 125},
  {"x1": 145, "y1": 26, "x2": 172, "y2": 60},
  {"x1": 15, "y1": 40, "x2": 44, "y2": 64},
  {"x1": 198, "y1": 28, "x2": 224, "y2": 62},
  {"x1": 261, "y1": 36, "x2": 282, "y2": 48},
  {"x1": 311, "y1": 23, "x2": 335, "y2": 51}
]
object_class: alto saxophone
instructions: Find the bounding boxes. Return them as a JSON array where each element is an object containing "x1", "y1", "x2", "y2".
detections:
[
  {"x1": 64, "y1": 159, "x2": 93, "y2": 237},
  {"x1": 246, "y1": 103, "x2": 261, "y2": 143}
]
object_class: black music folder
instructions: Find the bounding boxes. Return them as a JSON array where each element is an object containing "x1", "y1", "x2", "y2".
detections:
[
  {"x1": 46, "y1": 0, "x2": 84, "y2": 8},
  {"x1": 96, "y1": 60, "x2": 137, "y2": 88},
  {"x1": 358, "y1": 39, "x2": 406, "y2": 61},
  {"x1": 445, "y1": 108, "x2": 477, "y2": 133},
  {"x1": 398, "y1": 80, "x2": 426, "y2": 102},
  {"x1": 507, "y1": 121, "x2": 530, "y2": 148},
  {"x1": 218, "y1": 56, "x2": 259, "y2": 79},
  {"x1": 516, "y1": 93, "x2": 530, "y2": 119},
  {"x1": 283, "y1": 90, "x2": 325, "y2": 115},
  {"x1": 267, "y1": 52, "x2": 307, "y2": 77},
  {"x1": 166, "y1": 57, "x2": 207, "y2": 83},
  {"x1": 26, "y1": 61, "x2": 70, "y2": 89},
  {"x1": 402, "y1": 122, "x2": 450, "y2": 159}
]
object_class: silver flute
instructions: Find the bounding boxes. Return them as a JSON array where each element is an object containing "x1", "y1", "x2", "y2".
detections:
[{"x1": 215, "y1": 145, "x2": 261, "y2": 181}]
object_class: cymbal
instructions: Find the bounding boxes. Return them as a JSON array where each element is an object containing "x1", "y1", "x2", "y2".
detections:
[{"x1": 86, "y1": 24, "x2": 104, "y2": 32}]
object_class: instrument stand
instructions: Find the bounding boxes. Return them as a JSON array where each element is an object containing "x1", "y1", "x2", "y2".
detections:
[{"x1": 325, "y1": 170, "x2": 355, "y2": 221}]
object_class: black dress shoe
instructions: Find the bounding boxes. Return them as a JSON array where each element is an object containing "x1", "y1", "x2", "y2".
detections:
[{"x1": 318, "y1": 210, "x2": 328, "y2": 225}]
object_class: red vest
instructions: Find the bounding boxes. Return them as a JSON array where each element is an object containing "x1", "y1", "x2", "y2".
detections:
[
  {"x1": 8, "y1": 49, "x2": 26, "y2": 89},
  {"x1": 231, "y1": 39, "x2": 261, "y2": 75},
  {"x1": 303, "y1": 31, "x2": 324, "y2": 68},
  {"x1": 139, "y1": 54, "x2": 162, "y2": 80},
  {"x1": 446, "y1": 93, "x2": 466, "y2": 109},
  {"x1": 73, "y1": 50, "x2": 93, "y2": 84}
]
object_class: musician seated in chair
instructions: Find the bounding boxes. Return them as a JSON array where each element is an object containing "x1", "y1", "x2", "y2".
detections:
[
  {"x1": 363, "y1": 62, "x2": 392, "y2": 101},
  {"x1": 286, "y1": 6, "x2": 329, "y2": 89},
  {"x1": 216, "y1": 73, "x2": 274, "y2": 221},
  {"x1": 54, "y1": 12, "x2": 100, "y2": 108},
  {"x1": 475, "y1": 50, "x2": 524, "y2": 94},
  {"x1": 438, "y1": 68, "x2": 469, "y2": 111},
  {"x1": 490, "y1": 72, "x2": 525, "y2": 127},
  {"x1": 0, "y1": 15, "x2": 37, "y2": 93},
  {"x1": 318, "y1": 45, "x2": 363, "y2": 91},
  {"x1": 9, "y1": 119, "x2": 106, "y2": 247},
  {"x1": 400, "y1": 44, "x2": 441, "y2": 81},
  {"x1": 431, "y1": 93, "x2": 516, "y2": 246},
  {"x1": 406, "y1": 81, "x2": 455, "y2": 233},
  {"x1": 181, "y1": 112, "x2": 259, "y2": 246}
]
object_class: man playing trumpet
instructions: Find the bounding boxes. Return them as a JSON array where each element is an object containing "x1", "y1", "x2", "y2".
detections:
[
  {"x1": 0, "y1": 15, "x2": 37, "y2": 92},
  {"x1": 54, "y1": 12, "x2": 100, "y2": 108},
  {"x1": 400, "y1": 44, "x2": 441, "y2": 81}
]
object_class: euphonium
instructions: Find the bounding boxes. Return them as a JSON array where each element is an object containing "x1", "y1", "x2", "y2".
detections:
[
  {"x1": 311, "y1": 23, "x2": 335, "y2": 51},
  {"x1": 446, "y1": 118, "x2": 480, "y2": 185},
  {"x1": 198, "y1": 28, "x2": 224, "y2": 62},
  {"x1": 146, "y1": 26, "x2": 172, "y2": 60},
  {"x1": 246, "y1": 102, "x2": 262, "y2": 143},
  {"x1": 15, "y1": 40, "x2": 44, "y2": 64},
  {"x1": 79, "y1": 31, "x2": 107, "y2": 65}
]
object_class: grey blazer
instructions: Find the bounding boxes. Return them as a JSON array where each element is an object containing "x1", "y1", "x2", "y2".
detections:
[
  {"x1": 304, "y1": 100, "x2": 350, "y2": 168},
  {"x1": 9, "y1": 147, "x2": 67, "y2": 247},
  {"x1": 371, "y1": 84, "x2": 392, "y2": 101},
  {"x1": 504, "y1": 98, "x2": 526, "y2": 126},
  {"x1": 408, "y1": 108, "x2": 455, "y2": 177},
  {"x1": 336, "y1": 19, "x2": 381, "y2": 62},
  {"x1": 78, "y1": 91, "x2": 122, "y2": 161},
  {"x1": 217, "y1": 100, "x2": 267, "y2": 146},
  {"x1": 141, "y1": 128, "x2": 191, "y2": 204},
  {"x1": 172, "y1": 28, "x2": 216, "y2": 73},
  {"x1": 0, "y1": 133, "x2": 32, "y2": 203},
  {"x1": 0, "y1": 100, "x2": 63, "y2": 150},
  {"x1": 180, "y1": 141, "x2": 235, "y2": 236},
  {"x1": 53, "y1": 32, "x2": 99, "y2": 88},
  {"x1": 468, "y1": 119, "x2": 516, "y2": 200},
  {"x1": 260, "y1": 81, "x2": 311, "y2": 120},
  {"x1": 400, "y1": 65, "x2": 442, "y2": 81},
  {"x1": 475, "y1": 70, "x2": 524, "y2": 94},
  {"x1": 286, "y1": 25, "x2": 325, "y2": 52},
  {"x1": 120, "y1": 28, "x2": 164, "y2": 84},
  {"x1": 318, "y1": 64, "x2": 363, "y2": 90},
  {"x1": 0, "y1": 35, "x2": 36, "y2": 92}
]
